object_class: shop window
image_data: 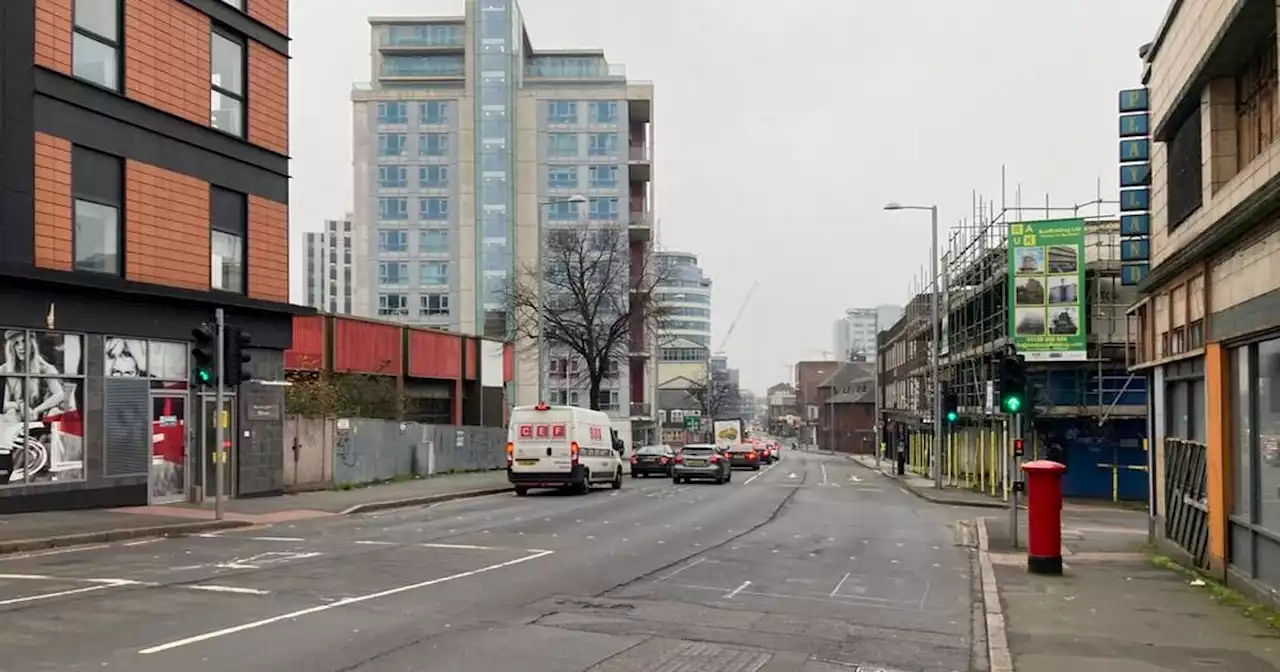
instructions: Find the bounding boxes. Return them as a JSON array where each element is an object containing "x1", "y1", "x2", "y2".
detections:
[
  {"x1": 1256, "y1": 339, "x2": 1280, "y2": 533},
  {"x1": 0, "y1": 329, "x2": 86, "y2": 486},
  {"x1": 1232, "y1": 346, "x2": 1253, "y2": 518}
]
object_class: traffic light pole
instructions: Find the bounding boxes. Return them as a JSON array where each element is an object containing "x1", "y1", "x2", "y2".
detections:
[
  {"x1": 214, "y1": 308, "x2": 226, "y2": 521},
  {"x1": 1010, "y1": 412, "x2": 1021, "y2": 549}
]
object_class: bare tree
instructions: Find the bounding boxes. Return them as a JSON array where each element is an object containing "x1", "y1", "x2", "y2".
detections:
[
  {"x1": 687, "y1": 374, "x2": 739, "y2": 421},
  {"x1": 506, "y1": 225, "x2": 668, "y2": 411}
]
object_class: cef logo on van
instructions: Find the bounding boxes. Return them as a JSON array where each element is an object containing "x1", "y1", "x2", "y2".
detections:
[
  {"x1": 518, "y1": 424, "x2": 533, "y2": 438},
  {"x1": 552, "y1": 424, "x2": 567, "y2": 438},
  {"x1": 589, "y1": 427, "x2": 602, "y2": 441}
]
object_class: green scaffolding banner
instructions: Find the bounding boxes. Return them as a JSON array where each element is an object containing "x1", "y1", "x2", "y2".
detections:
[{"x1": 1007, "y1": 218, "x2": 1088, "y2": 361}]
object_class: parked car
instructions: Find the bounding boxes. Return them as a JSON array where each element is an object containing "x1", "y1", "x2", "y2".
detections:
[
  {"x1": 672, "y1": 444, "x2": 732, "y2": 484},
  {"x1": 631, "y1": 445, "x2": 676, "y2": 477},
  {"x1": 726, "y1": 444, "x2": 762, "y2": 470}
]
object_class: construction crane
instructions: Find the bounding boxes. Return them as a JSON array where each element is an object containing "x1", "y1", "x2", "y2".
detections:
[{"x1": 713, "y1": 280, "x2": 759, "y2": 357}]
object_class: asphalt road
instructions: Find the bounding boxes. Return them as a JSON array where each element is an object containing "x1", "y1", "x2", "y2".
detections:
[{"x1": 0, "y1": 450, "x2": 978, "y2": 672}]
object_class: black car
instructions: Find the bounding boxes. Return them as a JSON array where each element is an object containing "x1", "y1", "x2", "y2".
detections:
[{"x1": 630, "y1": 445, "x2": 676, "y2": 477}]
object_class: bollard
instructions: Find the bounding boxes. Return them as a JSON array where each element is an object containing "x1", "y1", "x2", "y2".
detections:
[{"x1": 1021, "y1": 460, "x2": 1066, "y2": 575}]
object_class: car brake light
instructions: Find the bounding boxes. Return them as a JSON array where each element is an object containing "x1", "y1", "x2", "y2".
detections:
[
  {"x1": 630, "y1": 455, "x2": 638, "y2": 464},
  {"x1": 505, "y1": 442, "x2": 514, "y2": 466},
  {"x1": 674, "y1": 454, "x2": 683, "y2": 463},
  {"x1": 660, "y1": 457, "x2": 669, "y2": 464},
  {"x1": 570, "y1": 441, "x2": 580, "y2": 465},
  {"x1": 709, "y1": 455, "x2": 719, "y2": 463},
  {"x1": 747, "y1": 451, "x2": 756, "y2": 459},
  {"x1": 535, "y1": 402, "x2": 550, "y2": 410}
]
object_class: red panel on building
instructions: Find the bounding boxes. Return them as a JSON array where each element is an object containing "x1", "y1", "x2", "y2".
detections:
[
  {"x1": 333, "y1": 318, "x2": 402, "y2": 375},
  {"x1": 465, "y1": 338, "x2": 477, "y2": 380},
  {"x1": 503, "y1": 344, "x2": 514, "y2": 382},
  {"x1": 284, "y1": 316, "x2": 325, "y2": 370},
  {"x1": 408, "y1": 329, "x2": 462, "y2": 379}
]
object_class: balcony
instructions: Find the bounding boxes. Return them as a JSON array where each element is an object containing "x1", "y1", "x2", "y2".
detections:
[
  {"x1": 628, "y1": 212, "x2": 652, "y2": 243},
  {"x1": 378, "y1": 55, "x2": 465, "y2": 83},
  {"x1": 377, "y1": 23, "x2": 464, "y2": 52},
  {"x1": 630, "y1": 402, "x2": 653, "y2": 420},
  {"x1": 525, "y1": 57, "x2": 626, "y2": 82},
  {"x1": 628, "y1": 145, "x2": 651, "y2": 182}
]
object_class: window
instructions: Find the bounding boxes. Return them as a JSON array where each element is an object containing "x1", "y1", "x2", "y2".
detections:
[
  {"x1": 419, "y1": 165, "x2": 449, "y2": 188},
  {"x1": 420, "y1": 262, "x2": 449, "y2": 285},
  {"x1": 547, "y1": 199, "x2": 581, "y2": 221},
  {"x1": 1236, "y1": 35, "x2": 1278, "y2": 169},
  {"x1": 588, "y1": 197, "x2": 619, "y2": 220},
  {"x1": 420, "y1": 293, "x2": 450, "y2": 317},
  {"x1": 378, "y1": 262, "x2": 409, "y2": 285},
  {"x1": 1256, "y1": 339, "x2": 1280, "y2": 533},
  {"x1": 588, "y1": 133, "x2": 617, "y2": 156},
  {"x1": 420, "y1": 197, "x2": 449, "y2": 220},
  {"x1": 378, "y1": 229, "x2": 408, "y2": 253},
  {"x1": 548, "y1": 100, "x2": 578, "y2": 124},
  {"x1": 378, "y1": 165, "x2": 407, "y2": 189},
  {"x1": 1166, "y1": 108, "x2": 1203, "y2": 231},
  {"x1": 72, "y1": 0, "x2": 120, "y2": 90},
  {"x1": 379, "y1": 133, "x2": 407, "y2": 157},
  {"x1": 420, "y1": 133, "x2": 449, "y2": 157},
  {"x1": 596, "y1": 389, "x2": 619, "y2": 410},
  {"x1": 548, "y1": 133, "x2": 578, "y2": 157},
  {"x1": 210, "y1": 29, "x2": 246, "y2": 137},
  {"x1": 1232, "y1": 346, "x2": 1252, "y2": 517},
  {"x1": 378, "y1": 293, "x2": 409, "y2": 317},
  {"x1": 210, "y1": 187, "x2": 246, "y2": 293},
  {"x1": 381, "y1": 55, "x2": 464, "y2": 77},
  {"x1": 377, "y1": 102, "x2": 408, "y2": 125},
  {"x1": 420, "y1": 101, "x2": 450, "y2": 124},
  {"x1": 378, "y1": 197, "x2": 408, "y2": 220},
  {"x1": 71, "y1": 146, "x2": 122, "y2": 275},
  {"x1": 220, "y1": 0, "x2": 244, "y2": 8},
  {"x1": 588, "y1": 165, "x2": 617, "y2": 188},
  {"x1": 548, "y1": 165, "x2": 577, "y2": 189},
  {"x1": 419, "y1": 229, "x2": 448, "y2": 254},
  {"x1": 589, "y1": 101, "x2": 617, "y2": 124}
]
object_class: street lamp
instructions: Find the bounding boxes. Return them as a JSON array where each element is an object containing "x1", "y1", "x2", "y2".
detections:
[
  {"x1": 883, "y1": 201, "x2": 943, "y2": 490},
  {"x1": 537, "y1": 195, "x2": 588, "y2": 402}
]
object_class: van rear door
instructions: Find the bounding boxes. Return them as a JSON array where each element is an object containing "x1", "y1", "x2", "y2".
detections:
[{"x1": 512, "y1": 409, "x2": 574, "y2": 470}]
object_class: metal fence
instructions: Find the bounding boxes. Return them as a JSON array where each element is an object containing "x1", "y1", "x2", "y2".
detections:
[{"x1": 1163, "y1": 437, "x2": 1209, "y2": 569}]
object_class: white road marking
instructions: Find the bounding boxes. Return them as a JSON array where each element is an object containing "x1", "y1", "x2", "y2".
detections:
[
  {"x1": 247, "y1": 537, "x2": 305, "y2": 542},
  {"x1": 724, "y1": 580, "x2": 751, "y2": 599},
  {"x1": 743, "y1": 463, "x2": 777, "y2": 485},
  {"x1": 186, "y1": 585, "x2": 271, "y2": 596},
  {"x1": 353, "y1": 540, "x2": 396, "y2": 546},
  {"x1": 830, "y1": 572, "x2": 851, "y2": 597},
  {"x1": 0, "y1": 544, "x2": 112, "y2": 560},
  {"x1": 139, "y1": 549, "x2": 555, "y2": 654},
  {"x1": 820, "y1": 464, "x2": 828, "y2": 485},
  {"x1": 0, "y1": 584, "x2": 114, "y2": 605},
  {"x1": 849, "y1": 475, "x2": 863, "y2": 482},
  {"x1": 420, "y1": 543, "x2": 503, "y2": 551},
  {"x1": 656, "y1": 557, "x2": 705, "y2": 582},
  {"x1": 216, "y1": 551, "x2": 323, "y2": 570},
  {"x1": 123, "y1": 539, "x2": 164, "y2": 547}
]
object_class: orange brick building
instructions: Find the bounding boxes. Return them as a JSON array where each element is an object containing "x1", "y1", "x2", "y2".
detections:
[{"x1": 0, "y1": 0, "x2": 300, "y2": 511}]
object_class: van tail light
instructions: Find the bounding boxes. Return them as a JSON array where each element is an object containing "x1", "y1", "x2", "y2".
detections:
[
  {"x1": 505, "y1": 442, "x2": 514, "y2": 467},
  {"x1": 674, "y1": 454, "x2": 683, "y2": 464},
  {"x1": 570, "y1": 441, "x2": 580, "y2": 465}
]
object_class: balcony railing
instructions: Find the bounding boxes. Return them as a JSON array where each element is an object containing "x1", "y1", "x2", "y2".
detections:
[
  {"x1": 630, "y1": 402, "x2": 652, "y2": 418},
  {"x1": 628, "y1": 145, "x2": 650, "y2": 162},
  {"x1": 629, "y1": 212, "x2": 651, "y2": 227},
  {"x1": 526, "y1": 59, "x2": 626, "y2": 79}
]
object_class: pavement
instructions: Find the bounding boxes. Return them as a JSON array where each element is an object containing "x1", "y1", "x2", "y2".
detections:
[
  {"x1": 0, "y1": 470, "x2": 513, "y2": 553},
  {"x1": 0, "y1": 450, "x2": 981, "y2": 671}
]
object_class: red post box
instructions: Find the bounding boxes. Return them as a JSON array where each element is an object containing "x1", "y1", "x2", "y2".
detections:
[{"x1": 1021, "y1": 460, "x2": 1066, "y2": 575}]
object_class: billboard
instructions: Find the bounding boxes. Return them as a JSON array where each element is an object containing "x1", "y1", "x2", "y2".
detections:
[
  {"x1": 1118, "y1": 87, "x2": 1151, "y2": 286},
  {"x1": 1007, "y1": 218, "x2": 1088, "y2": 361}
]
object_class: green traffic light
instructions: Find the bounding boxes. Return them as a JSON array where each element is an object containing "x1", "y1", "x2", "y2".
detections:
[
  {"x1": 196, "y1": 369, "x2": 212, "y2": 383},
  {"x1": 946, "y1": 411, "x2": 958, "y2": 423},
  {"x1": 1004, "y1": 396, "x2": 1022, "y2": 412}
]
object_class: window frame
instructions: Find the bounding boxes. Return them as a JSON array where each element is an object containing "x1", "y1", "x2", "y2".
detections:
[
  {"x1": 210, "y1": 186, "x2": 248, "y2": 294},
  {"x1": 70, "y1": 145, "x2": 124, "y2": 276},
  {"x1": 420, "y1": 292, "x2": 450, "y2": 317},
  {"x1": 376, "y1": 101, "x2": 408, "y2": 125},
  {"x1": 379, "y1": 133, "x2": 408, "y2": 157},
  {"x1": 419, "y1": 165, "x2": 449, "y2": 188},
  {"x1": 220, "y1": 0, "x2": 246, "y2": 9},
  {"x1": 71, "y1": 0, "x2": 123, "y2": 91},
  {"x1": 209, "y1": 26, "x2": 248, "y2": 138},
  {"x1": 377, "y1": 165, "x2": 408, "y2": 189},
  {"x1": 420, "y1": 261, "x2": 449, "y2": 286}
]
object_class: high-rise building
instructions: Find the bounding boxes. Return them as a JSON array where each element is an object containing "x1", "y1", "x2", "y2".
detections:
[
  {"x1": 833, "y1": 306, "x2": 903, "y2": 361},
  {"x1": 0, "y1": 0, "x2": 296, "y2": 511},
  {"x1": 349, "y1": 3, "x2": 655, "y2": 438},
  {"x1": 656, "y1": 250, "x2": 712, "y2": 386},
  {"x1": 304, "y1": 216, "x2": 355, "y2": 314}
]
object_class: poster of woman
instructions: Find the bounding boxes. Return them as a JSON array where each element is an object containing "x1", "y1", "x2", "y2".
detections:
[{"x1": 0, "y1": 329, "x2": 85, "y2": 486}]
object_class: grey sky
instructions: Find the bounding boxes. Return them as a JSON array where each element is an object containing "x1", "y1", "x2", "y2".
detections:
[{"x1": 288, "y1": 0, "x2": 1168, "y2": 393}]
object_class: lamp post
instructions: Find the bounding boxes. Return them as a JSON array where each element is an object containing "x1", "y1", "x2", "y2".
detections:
[
  {"x1": 884, "y1": 201, "x2": 943, "y2": 490},
  {"x1": 537, "y1": 194, "x2": 587, "y2": 402}
]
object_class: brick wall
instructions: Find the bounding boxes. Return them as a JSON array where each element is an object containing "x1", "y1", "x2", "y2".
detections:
[
  {"x1": 248, "y1": 0, "x2": 288, "y2": 35},
  {"x1": 33, "y1": 0, "x2": 71, "y2": 74},
  {"x1": 247, "y1": 42, "x2": 288, "y2": 155},
  {"x1": 247, "y1": 195, "x2": 288, "y2": 302},
  {"x1": 124, "y1": 0, "x2": 211, "y2": 126},
  {"x1": 33, "y1": 133, "x2": 73, "y2": 271},
  {"x1": 125, "y1": 161, "x2": 210, "y2": 290}
]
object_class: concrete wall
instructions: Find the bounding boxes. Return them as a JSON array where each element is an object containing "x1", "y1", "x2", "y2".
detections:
[{"x1": 282, "y1": 416, "x2": 506, "y2": 488}]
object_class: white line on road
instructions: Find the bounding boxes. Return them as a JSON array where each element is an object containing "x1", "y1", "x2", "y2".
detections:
[
  {"x1": 743, "y1": 463, "x2": 777, "y2": 485},
  {"x1": 0, "y1": 544, "x2": 112, "y2": 561},
  {"x1": 420, "y1": 542, "x2": 504, "y2": 551},
  {"x1": 246, "y1": 537, "x2": 306, "y2": 542},
  {"x1": 186, "y1": 585, "x2": 272, "y2": 596},
  {"x1": 830, "y1": 572, "x2": 851, "y2": 597},
  {"x1": 0, "y1": 584, "x2": 115, "y2": 605},
  {"x1": 655, "y1": 557, "x2": 705, "y2": 582},
  {"x1": 139, "y1": 549, "x2": 554, "y2": 654},
  {"x1": 820, "y1": 464, "x2": 828, "y2": 485},
  {"x1": 123, "y1": 539, "x2": 165, "y2": 547},
  {"x1": 353, "y1": 540, "x2": 397, "y2": 546},
  {"x1": 724, "y1": 580, "x2": 751, "y2": 599}
]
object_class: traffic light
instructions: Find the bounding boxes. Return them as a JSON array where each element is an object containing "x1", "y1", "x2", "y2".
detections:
[
  {"x1": 999, "y1": 349, "x2": 1028, "y2": 414},
  {"x1": 943, "y1": 384, "x2": 959, "y2": 423},
  {"x1": 223, "y1": 326, "x2": 252, "y2": 387},
  {"x1": 191, "y1": 323, "x2": 217, "y2": 388}
]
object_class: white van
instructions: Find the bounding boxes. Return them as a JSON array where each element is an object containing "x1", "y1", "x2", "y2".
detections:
[{"x1": 506, "y1": 403, "x2": 624, "y2": 496}]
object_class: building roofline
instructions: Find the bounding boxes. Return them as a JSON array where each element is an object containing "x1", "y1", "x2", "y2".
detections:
[
  {"x1": 368, "y1": 16, "x2": 465, "y2": 24},
  {"x1": 1144, "y1": 0, "x2": 1185, "y2": 64}
]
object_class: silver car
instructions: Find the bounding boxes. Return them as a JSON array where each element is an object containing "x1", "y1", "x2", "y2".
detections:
[{"x1": 673, "y1": 444, "x2": 732, "y2": 484}]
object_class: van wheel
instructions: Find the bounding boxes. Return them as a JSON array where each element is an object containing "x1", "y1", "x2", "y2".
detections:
[
  {"x1": 574, "y1": 470, "x2": 591, "y2": 495},
  {"x1": 611, "y1": 468, "x2": 623, "y2": 489},
  {"x1": 514, "y1": 486, "x2": 529, "y2": 497}
]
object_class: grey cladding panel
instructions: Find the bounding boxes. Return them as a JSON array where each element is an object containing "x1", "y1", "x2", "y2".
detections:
[{"x1": 104, "y1": 378, "x2": 151, "y2": 477}]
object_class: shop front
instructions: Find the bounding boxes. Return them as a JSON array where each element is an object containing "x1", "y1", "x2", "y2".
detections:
[{"x1": 1224, "y1": 336, "x2": 1280, "y2": 596}]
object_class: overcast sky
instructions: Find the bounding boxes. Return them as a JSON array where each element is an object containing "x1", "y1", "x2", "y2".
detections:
[{"x1": 288, "y1": 0, "x2": 1167, "y2": 394}]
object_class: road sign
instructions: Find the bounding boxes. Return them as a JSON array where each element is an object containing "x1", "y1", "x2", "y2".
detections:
[{"x1": 683, "y1": 416, "x2": 701, "y2": 431}]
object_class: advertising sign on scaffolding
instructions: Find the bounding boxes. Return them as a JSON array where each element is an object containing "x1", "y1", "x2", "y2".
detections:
[{"x1": 1007, "y1": 218, "x2": 1089, "y2": 361}]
